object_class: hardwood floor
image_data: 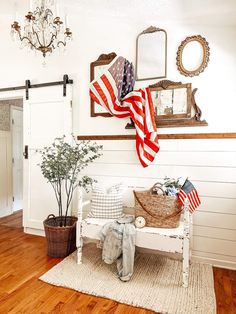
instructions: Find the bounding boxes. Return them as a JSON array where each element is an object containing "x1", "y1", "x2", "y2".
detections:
[
  {"x1": 0, "y1": 210, "x2": 23, "y2": 229},
  {"x1": 0, "y1": 212, "x2": 235, "y2": 314}
]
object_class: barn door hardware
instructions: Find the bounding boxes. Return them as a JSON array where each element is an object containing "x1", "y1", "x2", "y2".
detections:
[
  {"x1": 63, "y1": 74, "x2": 69, "y2": 96},
  {"x1": 23, "y1": 145, "x2": 28, "y2": 159},
  {"x1": 25, "y1": 80, "x2": 31, "y2": 100},
  {"x1": 0, "y1": 75, "x2": 73, "y2": 99}
]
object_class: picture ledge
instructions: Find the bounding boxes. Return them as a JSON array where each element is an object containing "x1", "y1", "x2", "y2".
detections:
[{"x1": 77, "y1": 133, "x2": 236, "y2": 141}]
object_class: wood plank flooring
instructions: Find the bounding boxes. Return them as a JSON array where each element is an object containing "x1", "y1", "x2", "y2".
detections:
[
  {"x1": 0, "y1": 210, "x2": 22, "y2": 229},
  {"x1": 0, "y1": 211, "x2": 235, "y2": 313}
]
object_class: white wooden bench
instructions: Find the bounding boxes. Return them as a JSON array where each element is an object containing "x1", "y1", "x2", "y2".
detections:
[{"x1": 76, "y1": 189, "x2": 191, "y2": 287}]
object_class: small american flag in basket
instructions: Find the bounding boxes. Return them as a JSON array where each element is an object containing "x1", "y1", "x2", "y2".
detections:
[{"x1": 178, "y1": 179, "x2": 201, "y2": 214}]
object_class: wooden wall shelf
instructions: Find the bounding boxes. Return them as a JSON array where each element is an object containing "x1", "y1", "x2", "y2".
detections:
[
  {"x1": 125, "y1": 119, "x2": 208, "y2": 129},
  {"x1": 77, "y1": 133, "x2": 236, "y2": 141}
]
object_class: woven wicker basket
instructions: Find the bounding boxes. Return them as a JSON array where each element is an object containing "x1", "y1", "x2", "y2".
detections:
[
  {"x1": 134, "y1": 185, "x2": 182, "y2": 228},
  {"x1": 43, "y1": 215, "x2": 78, "y2": 258}
]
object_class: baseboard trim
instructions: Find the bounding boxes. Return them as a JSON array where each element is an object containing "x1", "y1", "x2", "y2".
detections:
[
  {"x1": 24, "y1": 227, "x2": 45, "y2": 237},
  {"x1": 192, "y1": 255, "x2": 236, "y2": 270},
  {"x1": 0, "y1": 208, "x2": 12, "y2": 218}
]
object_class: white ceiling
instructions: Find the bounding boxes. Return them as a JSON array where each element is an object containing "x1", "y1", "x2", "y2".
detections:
[{"x1": 2, "y1": 0, "x2": 236, "y2": 26}]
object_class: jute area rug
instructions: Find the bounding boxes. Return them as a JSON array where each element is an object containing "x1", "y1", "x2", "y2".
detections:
[{"x1": 40, "y1": 244, "x2": 216, "y2": 314}]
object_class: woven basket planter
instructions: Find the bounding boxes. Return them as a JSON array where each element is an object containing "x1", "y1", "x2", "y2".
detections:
[{"x1": 43, "y1": 215, "x2": 78, "y2": 258}]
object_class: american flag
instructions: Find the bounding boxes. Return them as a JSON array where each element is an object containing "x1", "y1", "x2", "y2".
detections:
[
  {"x1": 178, "y1": 179, "x2": 201, "y2": 213},
  {"x1": 90, "y1": 56, "x2": 160, "y2": 168}
]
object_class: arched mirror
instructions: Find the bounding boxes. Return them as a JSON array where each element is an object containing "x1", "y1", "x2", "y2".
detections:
[
  {"x1": 176, "y1": 35, "x2": 210, "y2": 77},
  {"x1": 136, "y1": 26, "x2": 167, "y2": 81}
]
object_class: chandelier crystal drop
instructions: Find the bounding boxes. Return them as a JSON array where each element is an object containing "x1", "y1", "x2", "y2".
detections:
[{"x1": 11, "y1": 0, "x2": 73, "y2": 58}]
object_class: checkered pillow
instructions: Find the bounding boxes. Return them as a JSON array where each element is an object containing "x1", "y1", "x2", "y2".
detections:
[{"x1": 88, "y1": 184, "x2": 124, "y2": 219}]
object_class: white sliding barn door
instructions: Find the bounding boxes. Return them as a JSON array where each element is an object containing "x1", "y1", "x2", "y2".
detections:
[{"x1": 23, "y1": 85, "x2": 72, "y2": 234}]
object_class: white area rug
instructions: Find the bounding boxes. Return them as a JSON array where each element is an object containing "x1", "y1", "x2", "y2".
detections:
[{"x1": 40, "y1": 244, "x2": 216, "y2": 314}]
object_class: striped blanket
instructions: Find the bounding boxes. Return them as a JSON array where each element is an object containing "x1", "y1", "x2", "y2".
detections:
[{"x1": 90, "y1": 56, "x2": 160, "y2": 167}]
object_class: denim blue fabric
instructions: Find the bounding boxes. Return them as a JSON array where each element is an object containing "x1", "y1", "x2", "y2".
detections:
[{"x1": 99, "y1": 216, "x2": 136, "y2": 281}]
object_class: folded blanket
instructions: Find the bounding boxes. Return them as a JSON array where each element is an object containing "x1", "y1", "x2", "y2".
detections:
[{"x1": 90, "y1": 56, "x2": 160, "y2": 167}]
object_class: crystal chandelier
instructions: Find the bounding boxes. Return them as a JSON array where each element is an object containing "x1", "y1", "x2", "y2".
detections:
[{"x1": 11, "y1": 0, "x2": 73, "y2": 58}]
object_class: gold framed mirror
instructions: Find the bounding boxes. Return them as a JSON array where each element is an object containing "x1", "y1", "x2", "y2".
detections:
[
  {"x1": 176, "y1": 35, "x2": 210, "y2": 77},
  {"x1": 136, "y1": 26, "x2": 167, "y2": 81}
]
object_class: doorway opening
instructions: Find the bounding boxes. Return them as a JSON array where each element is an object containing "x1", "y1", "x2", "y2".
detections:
[{"x1": 0, "y1": 98, "x2": 23, "y2": 227}]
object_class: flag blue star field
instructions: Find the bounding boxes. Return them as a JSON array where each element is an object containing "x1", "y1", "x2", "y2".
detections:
[{"x1": 178, "y1": 179, "x2": 201, "y2": 213}]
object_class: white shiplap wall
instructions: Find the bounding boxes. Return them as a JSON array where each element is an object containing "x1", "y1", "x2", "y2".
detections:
[{"x1": 82, "y1": 138, "x2": 236, "y2": 270}]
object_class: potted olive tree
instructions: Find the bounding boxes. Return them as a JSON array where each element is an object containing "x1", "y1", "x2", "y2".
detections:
[{"x1": 38, "y1": 136, "x2": 102, "y2": 258}]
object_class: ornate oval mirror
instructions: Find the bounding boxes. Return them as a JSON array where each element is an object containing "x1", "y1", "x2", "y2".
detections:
[{"x1": 176, "y1": 35, "x2": 210, "y2": 77}]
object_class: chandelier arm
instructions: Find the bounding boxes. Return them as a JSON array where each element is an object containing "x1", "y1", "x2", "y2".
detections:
[
  {"x1": 57, "y1": 40, "x2": 66, "y2": 47},
  {"x1": 33, "y1": 7, "x2": 41, "y2": 20},
  {"x1": 45, "y1": 8, "x2": 53, "y2": 17},
  {"x1": 42, "y1": 30, "x2": 46, "y2": 47},
  {"x1": 17, "y1": 31, "x2": 39, "y2": 50},
  {"x1": 33, "y1": 30, "x2": 44, "y2": 48},
  {"x1": 46, "y1": 34, "x2": 57, "y2": 48}
]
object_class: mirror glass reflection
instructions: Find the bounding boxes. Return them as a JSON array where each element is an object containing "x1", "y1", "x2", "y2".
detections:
[
  {"x1": 151, "y1": 88, "x2": 188, "y2": 116},
  {"x1": 136, "y1": 27, "x2": 167, "y2": 80},
  {"x1": 182, "y1": 41, "x2": 204, "y2": 71}
]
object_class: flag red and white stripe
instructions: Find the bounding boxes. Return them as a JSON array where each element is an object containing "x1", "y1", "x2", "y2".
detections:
[
  {"x1": 90, "y1": 57, "x2": 160, "y2": 167},
  {"x1": 178, "y1": 179, "x2": 201, "y2": 213}
]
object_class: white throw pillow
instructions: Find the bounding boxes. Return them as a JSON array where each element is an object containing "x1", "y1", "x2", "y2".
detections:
[{"x1": 88, "y1": 184, "x2": 124, "y2": 219}]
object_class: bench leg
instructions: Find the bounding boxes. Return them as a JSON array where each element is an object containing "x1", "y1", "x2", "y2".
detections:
[
  {"x1": 183, "y1": 236, "x2": 189, "y2": 288},
  {"x1": 76, "y1": 221, "x2": 83, "y2": 264},
  {"x1": 77, "y1": 238, "x2": 83, "y2": 264}
]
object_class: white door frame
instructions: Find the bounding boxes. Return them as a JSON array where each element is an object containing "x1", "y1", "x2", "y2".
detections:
[
  {"x1": 0, "y1": 131, "x2": 12, "y2": 217},
  {"x1": 0, "y1": 91, "x2": 25, "y2": 218},
  {"x1": 10, "y1": 105, "x2": 23, "y2": 212}
]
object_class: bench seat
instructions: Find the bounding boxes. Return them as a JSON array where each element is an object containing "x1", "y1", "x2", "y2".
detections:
[{"x1": 82, "y1": 217, "x2": 185, "y2": 253}]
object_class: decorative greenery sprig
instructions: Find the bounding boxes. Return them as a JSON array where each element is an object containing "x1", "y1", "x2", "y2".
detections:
[
  {"x1": 163, "y1": 177, "x2": 182, "y2": 189},
  {"x1": 152, "y1": 177, "x2": 183, "y2": 196},
  {"x1": 37, "y1": 135, "x2": 102, "y2": 226}
]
